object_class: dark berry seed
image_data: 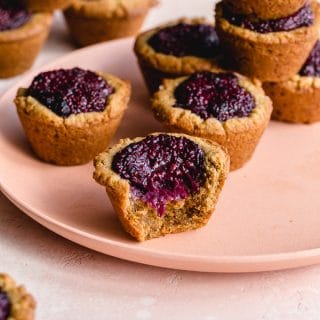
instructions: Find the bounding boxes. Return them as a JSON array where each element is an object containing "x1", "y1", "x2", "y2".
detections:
[
  {"x1": 174, "y1": 71, "x2": 255, "y2": 121},
  {"x1": 112, "y1": 134, "x2": 205, "y2": 217},
  {"x1": 0, "y1": 291, "x2": 10, "y2": 320},
  {"x1": 27, "y1": 67, "x2": 114, "y2": 118},
  {"x1": 300, "y1": 40, "x2": 320, "y2": 77},
  {"x1": 0, "y1": 0, "x2": 30, "y2": 31},
  {"x1": 148, "y1": 22, "x2": 219, "y2": 58},
  {"x1": 225, "y1": 4, "x2": 314, "y2": 33}
]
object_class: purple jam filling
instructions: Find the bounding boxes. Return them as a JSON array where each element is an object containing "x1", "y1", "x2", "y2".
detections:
[
  {"x1": 300, "y1": 40, "x2": 320, "y2": 77},
  {"x1": 148, "y1": 22, "x2": 219, "y2": 58},
  {"x1": 174, "y1": 71, "x2": 255, "y2": 121},
  {"x1": 0, "y1": 0, "x2": 31, "y2": 31},
  {"x1": 27, "y1": 67, "x2": 114, "y2": 118},
  {"x1": 112, "y1": 134, "x2": 205, "y2": 217},
  {"x1": 224, "y1": 3, "x2": 314, "y2": 33},
  {"x1": 0, "y1": 291, "x2": 10, "y2": 320}
]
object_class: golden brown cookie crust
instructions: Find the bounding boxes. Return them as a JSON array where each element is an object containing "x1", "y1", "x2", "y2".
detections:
[
  {"x1": 94, "y1": 133, "x2": 229, "y2": 241},
  {"x1": 151, "y1": 70, "x2": 273, "y2": 170},
  {"x1": 23, "y1": 0, "x2": 74, "y2": 12},
  {"x1": 223, "y1": 0, "x2": 307, "y2": 20},
  {"x1": 0, "y1": 274, "x2": 36, "y2": 320},
  {"x1": 0, "y1": 13, "x2": 52, "y2": 78},
  {"x1": 15, "y1": 72, "x2": 131, "y2": 166},
  {"x1": 263, "y1": 75, "x2": 320, "y2": 123},
  {"x1": 215, "y1": 1, "x2": 320, "y2": 82},
  {"x1": 64, "y1": 0, "x2": 157, "y2": 46}
]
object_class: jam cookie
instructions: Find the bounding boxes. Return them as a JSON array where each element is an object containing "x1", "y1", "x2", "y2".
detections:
[
  {"x1": 0, "y1": 0, "x2": 52, "y2": 78},
  {"x1": 215, "y1": 1, "x2": 320, "y2": 81},
  {"x1": 264, "y1": 40, "x2": 320, "y2": 123},
  {"x1": 94, "y1": 133, "x2": 229, "y2": 241},
  {"x1": 15, "y1": 67, "x2": 131, "y2": 165},
  {"x1": 151, "y1": 70, "x2": 272, "y2": 170},
  {"x1": 0, "y1": 273, "x2": 36, "y2": 320}
]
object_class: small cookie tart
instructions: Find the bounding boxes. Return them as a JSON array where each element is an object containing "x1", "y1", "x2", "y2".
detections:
[
  {"x1": 15, "y1": 67, "x2": 131, "y2": 166},
  {"x1": 22, "y1": 0, "x2": 74, "y2": 12},
  {"x1": 134, "y1": 18, "x2": 221, "y2": 94},
  {"x1": 0, "y1": 2, "x2": 52, "y2": 78},
  {"x1": 94, "y1": 133, "x2": 229, "y2": 241},
  {"x1": 0, "y1": 273, "x2": 36, "y2": 320},
  {"x1": 263, "y1": 41, "x2": 320, "y2": 123},
  {"x1": 215, "y1": 1, "x2": 320, "y2": 82},
  {"x1": 223, "y1": 0, "x2": 307, "y2": 20},
  {"x1": 151, "y1": 70, "x2": 272, "y2": 170},
  {"x1": 63, "y1": 0, "x2": 157, "y2": 47}
]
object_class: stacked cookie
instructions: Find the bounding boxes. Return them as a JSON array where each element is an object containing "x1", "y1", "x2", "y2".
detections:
[{"x1": 215, "y1": 0, "x2": 320, "y2": 123}]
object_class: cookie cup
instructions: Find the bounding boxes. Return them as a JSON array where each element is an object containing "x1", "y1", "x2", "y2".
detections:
[
  {"x1": 151, "y1": 73, "x2": 272, "y2": 170},
  {"x1": 0, "y1": 13, "x2": 52, "y2": 78},
  {"x1": 93, "y1": 133, "x2": 229, "y2": 241},
  {"x1": 134, "y1": 18, "x2": 221, "y2": 94},
  {"x1": 15, "y1": 72, "x2": 131, "y2": 166},
  {"x1": 64, "y1": 0, "x2": 157, "y2": 47},
  {"x1": 263, "y1": 75, "x2": 320, "y2": 123},
  {"x1": 215, "y1": 1, "x2": 320, "y2": 82},
  {"x1": 0, "y1": 273, "x2": 36, "y2": 320},
  {"x1": 223, "y1": 0, "x2": 307, "y2": 20}
]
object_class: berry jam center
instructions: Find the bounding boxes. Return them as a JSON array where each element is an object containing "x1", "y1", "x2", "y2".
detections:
[
  {"x1": 0, "y1": 0, "x2": 31, "y2": 32},
  {"x1": 0, "y1": 291, "x2": 10, "y2": 320},
  {"x1": 148, "y1": 22, "x2": 219, "y2": 58},
  {"x1": 300, "y1": 40, "x2": 320, "y2": 77},
  {"x1": 224, "y1": 4, "x2": 314, "y2": 33},
  {"x1": 112, "y1": 134, "x2": 205, "y2": 217},
  {"x1": 27, "y1": 67, "x2": 114, "y2": 118},
  {"x1": 174, "y1": 71, "x2": 255, "y2": 121}
]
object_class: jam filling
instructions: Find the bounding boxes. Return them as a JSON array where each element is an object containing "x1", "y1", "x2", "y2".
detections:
[
  {"x1": 300, "y1": 40, "x2": 320, "y2": 77},
  {"x1": 0, "y1": 291, "x2": 10, "y2": 320},
  {"x1": 174, "y1": 71, "x2": 255, "y2": 121},
  {"x1": 0, "y1": 0, "x2": 31, "y2": 32},
  {"x1": 148, "y1": 22, "x2": 219, "y2": 58},
  {"x1": 27, "y1": 67, "x2": 114, "y2": 118},
  {"x1": 224, "y1": 4, "x2": 314, "y2": 33},
  {"x1": 112, "y1": 134, "x2": 205, "y2": 217}
]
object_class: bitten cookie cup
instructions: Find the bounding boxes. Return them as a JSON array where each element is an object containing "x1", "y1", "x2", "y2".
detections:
[
  {"x1": 0, "y1": 273, "x2": 36, "y2": 320},
  {"x1": 223, "y1": 0, "x2": 307, "y2": 20},
  {"x1": 151, "y1": 72, "x2": 272, "y2": 171},
  {"x1": 134, "y1": 18, "x2": 221, "y2": 94},
  {"x1": 22, "y1": 0, "x2": 74, "y2": 12},
  {"x1": 0, "y1": 13, "x2": 52, "y2": 78},
  {"x1": 215, "y1": 1, "x2": 320, "y2": 82},
  {"x1": 93, "y1": 133, "x2": 229, "y2": 241},
  {"x1": 63, "y1": 0, "x2": 157, "y2": 47},
  {"x1": 263, "y1": 76, "x2": 320, "y2": 123},
  {"x1": 15, "y1": 72, "x2": 131, "y2": 166}
]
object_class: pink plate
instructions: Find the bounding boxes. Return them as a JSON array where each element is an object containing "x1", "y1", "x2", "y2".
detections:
[{"x1": 1, "y1": 38, "x2": 320, "y2": 273}]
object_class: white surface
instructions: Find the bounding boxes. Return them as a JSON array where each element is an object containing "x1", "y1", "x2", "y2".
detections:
[{"x1": 1, "y1": 1, "x2": 320, "y2": 319}]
